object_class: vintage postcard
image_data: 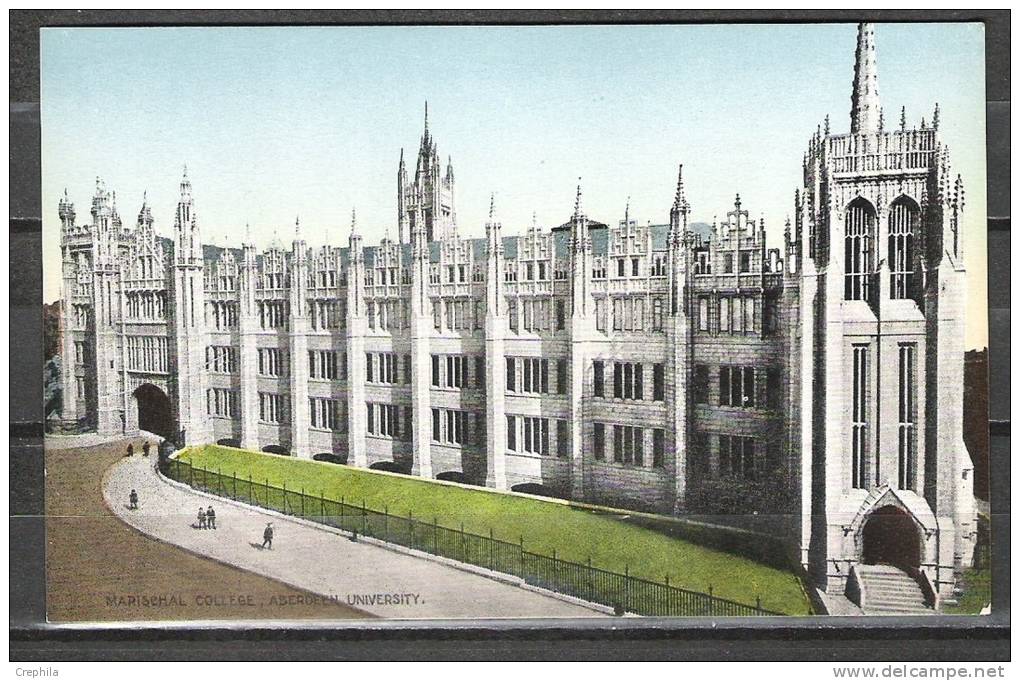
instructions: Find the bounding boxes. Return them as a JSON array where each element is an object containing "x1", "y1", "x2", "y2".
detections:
[{"x1": 41, "y1": 21, "x2": 989, "y2": 623}]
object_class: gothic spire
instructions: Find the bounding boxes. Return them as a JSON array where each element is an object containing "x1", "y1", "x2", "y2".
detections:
[
  {"x1": 672, "y1": 163, "x2": 690, "y2": 216},
  {"x1": 933, "y1": 102, "x2": 940, "y2": 130},
  {"x1": 573, "y1": 179, "x2": 583, "y2": 220},
  {"x1": 900, "y1": 106, "x2": 907, "y2": 131},
  {"x1": 850, "y1": 22, "x2": 881, "y2": 135},
  {"x1": 488, "y1": 192, "x2": 496, "y2": 222}
]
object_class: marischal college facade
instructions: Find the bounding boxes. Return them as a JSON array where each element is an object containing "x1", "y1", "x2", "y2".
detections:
[{"x1": 56, "y1": 24, "x2": 977, "y2": 601}]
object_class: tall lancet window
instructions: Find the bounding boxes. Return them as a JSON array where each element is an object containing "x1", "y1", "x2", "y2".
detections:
[
  {"x1": 851, "y1": 344, "x2": 870, "y2": 489},
  {"x1": 888, "y1": 197, "x2": 919, "y2": 299},
  {"x1": 844, "y1": 198, "x2": 876, "y2": 301},
  {"x1": 897, "y1": 343, "x2": 918, "y2": 491}
]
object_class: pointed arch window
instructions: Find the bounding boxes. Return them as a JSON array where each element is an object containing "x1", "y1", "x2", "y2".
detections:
[
  {"x1": 844, "y1": 198, "x2": 876, "y2": 301},
  {"x1": 888, "y1": 197, "x2": 919, "y2": 300}
]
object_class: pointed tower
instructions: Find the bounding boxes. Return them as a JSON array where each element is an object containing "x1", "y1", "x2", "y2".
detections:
[
  {"x1": 850, "y1": 22, "x2": 881, "y2": 135},
  {"x1": 400, "y1": 103, "x2": 457, "y2": 243},
  {"x1": 171, "y1": 166, "x2": 211, "y2": 445},
  {"x1": 483, "y1": 193, "x2": 507, "y2": 489},
  {"x1": 345, "y1": 208, "x2": 369, "y2": 468},
  {"x1": 89, "y1": 177, "x2": 126, "y2": 435},
  {"x1": 665, "y1": 163, "x2": 693, "y2": 513},
  {"x1": 797, "y1": 22, "x2": 976, "y2": 603},
  {"x1": 397, "y1": 148, "x2": 408, "y2": 244},
  {"x1": 289, "y1": 216, "x2": 311, "y2": 458},
  {"x1": 238, "y1": 221, "x2": 260, "y2": 451}
]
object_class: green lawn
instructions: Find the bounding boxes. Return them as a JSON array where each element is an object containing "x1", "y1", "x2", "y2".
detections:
[
  {"x1": 178, "y1": 444, "x2": 812, "y2": 614},
  {"x1": 942, "y1": 565, "x2": 991, "y2": 615}
]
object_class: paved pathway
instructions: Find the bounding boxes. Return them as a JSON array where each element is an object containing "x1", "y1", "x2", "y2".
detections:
[{"x1": 104, "y1": 455, "x2": 602, "y2": 620}]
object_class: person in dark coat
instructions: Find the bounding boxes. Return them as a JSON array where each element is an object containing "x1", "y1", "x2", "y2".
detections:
[
  {"x1": 198, "y1": 507, "x2": 207, "y2": 530},
  {"x1": 261, "y1": 522, "x2": 274, "y2": 550},
  {"x1": 142, "y1": 441, "x2": 151, "y2": 457},
  {"x1": 206, "y1": 506, "x2": 216, "y2": 530},
  {"x1": 128, "y1": 489, "x2": 138, "y2": 510},
  {"x1": 126, "y1": 443, "x2": 134, "y2": 457}
]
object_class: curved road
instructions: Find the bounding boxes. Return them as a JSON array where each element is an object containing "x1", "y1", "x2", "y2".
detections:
[
  {"x1": 45, "y1": 437, "x2": 366, "y2": 622},
  {"x1": 104, "y1": 454, "x2": 602, "y2": 620}
]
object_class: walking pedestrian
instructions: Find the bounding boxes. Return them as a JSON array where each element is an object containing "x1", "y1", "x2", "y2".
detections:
[
  {"x1": 206, "y1": 506, "x2": 216, "y2": 530},
  {"x1": 128, "y1": 489, "x2": 138, "y2": 510},
  {"x1": 198, "y1": 507, "x2": 207, "y2": 530},
  {"x1": 261, "y1": 522, "x2": 274, "y2": 550},
  {"x1": 142, "y1": 441, "x2": 151, "y2": 457},
  {"x1": 126, "y1": 443, "x2": 134, "y2": 457}
]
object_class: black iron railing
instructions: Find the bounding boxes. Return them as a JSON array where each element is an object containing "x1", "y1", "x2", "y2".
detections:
[{"x1": 165, "y1": 457, "x2": 780, "y2": 617}]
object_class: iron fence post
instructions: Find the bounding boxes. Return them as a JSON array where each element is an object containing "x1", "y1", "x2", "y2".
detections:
[
  {"x1": 384, "y1": 505, "x2": 389, "y2": 541},
  {"x1": 519, "y1": 536, "x2": 524, "y2": 577},
  {"x1": 362, "y1": 500, "x2": 367, "y2": 536},
  {"x1": 320, "y1": 491, "x2": 325, "y2": 525},
  {"x1": 282, "y1": 481, "x2": 287, "y2": 514},
  {"x1": 625, "y1": 564, "x2": 630, "y2": 614},
  {"x1": 301, "y1": 487, "x2": 305, "y2": 517},
  {"x1": 409, "y1": 509, "x2": 415, "y2": 549},
  {"x1": 460, "y1": 522, "x2": 465, "y2": 563},
  {"x1": 232, "y1": 471, "x2": 237, "y2": 500},
  {"x1": 218, "y1": 467, "x2": 222, "y2": 495},
  {"x1": 489, "y1": 528, "x2": 494, "y2": 570},
  {"x1": 433, "y1": 517, "x2": 438, "y2": 555}
]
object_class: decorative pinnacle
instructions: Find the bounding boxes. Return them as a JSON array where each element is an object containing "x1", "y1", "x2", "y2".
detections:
[
  {"x1": 624, "y1": 196, "x2": 631, "y2": 225},
  {"x1": 734, "y1": 193, "x2": 742, "y2": 212},
  {"x1": 489, "y1": 193, "x2": 496, "y2": 222},
  {"x1": 878, "y1": 107, "x2": 885, "y2": 132},
  {"x1": 850, "y1": 22, "x2": 881, "y2": 134},
  {"x1": 824, "y1": 114, "x2": 830, "y2": 136},
  {"x1": 295, "y1": 215, "x2": 301, "y2": 238},
  {"x1": 673, "y1": 163, "x2": 690, "y2": 216},
  {"x1": 933, "y1": 102, "x2": 940, "y2": 130},
  {"x1": 573, "y1": 178, "x2": 583, "y2": 219},
  {"x1": 350, "y1": 206, "x2": 357, "y2": 235},
  {"x1": 900, "y1": 106, "x2": 907, "y2": 131}
]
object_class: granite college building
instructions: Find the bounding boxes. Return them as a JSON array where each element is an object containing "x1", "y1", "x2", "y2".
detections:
[{"x1": 56, "y1": 25, "x2": 977, "y2": 602}]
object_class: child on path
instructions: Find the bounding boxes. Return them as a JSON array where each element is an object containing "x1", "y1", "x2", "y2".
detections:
[
  {"x1": 198, "y1": 507, "x2": 207, "y2": 529},
  {"x1": 128, "y1": 489, "x2": 138, "y2": 510}
]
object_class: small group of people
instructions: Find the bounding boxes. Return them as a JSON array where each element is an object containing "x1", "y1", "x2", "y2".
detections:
[
  {"x1": 197, "y1": 505, "x2": 217, "y2": 529},
  {"x1": 125, "y1": 441, "x2": 152, "y2": 457}
]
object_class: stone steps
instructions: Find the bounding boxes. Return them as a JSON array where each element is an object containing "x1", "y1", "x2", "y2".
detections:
[{"x1": 857, "y1": 564, "x2": 933, "y2": 616}]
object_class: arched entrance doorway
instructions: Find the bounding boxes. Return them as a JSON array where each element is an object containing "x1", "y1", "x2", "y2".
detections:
[
  {"x1": 861, "y1": 506, "x2": 921, "y2": 568},
  {"x1": 133, "y1": 384, "x2": 174, "y2": 440}
]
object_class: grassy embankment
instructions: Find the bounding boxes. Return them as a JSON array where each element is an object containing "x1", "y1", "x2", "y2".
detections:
[{"x1": 179, "y1": 444, "x2": 812, "y2": 614}]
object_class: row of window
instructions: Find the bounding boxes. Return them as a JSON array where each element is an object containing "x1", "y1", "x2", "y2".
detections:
[
  {"x1": 592, "y1": 360, "x2": 665, "y2": 402},
  {"x1": 506, "y1": 415, "x2": 569, "y2": 457},
  {"x1": 851, "y1": 343, "x2": 919, "y2": 491},
  {"x1": 207, "y1": 388, "x2": 239, "y2": 418},
  {"x1": 506, "y1": 357, "x2": 569, "y2": 396},
  {"x1": 507, "y1": 298, "x2": 567, "y2": 333},
  {"x1": 127, "y1": 336, "x2": 169, "y2": 374},
  {"x1": 690, "y1": 365, "x2": 783, "y2": 410},
  {"x1": 591, "y1": 254, "x2": 668, "y2": 280},
  {"x1": 696, "y1": 295, "x2": 779, "y2": 336},
  {"x1": 591, "y1": 422, "x2": 666, "y2": 468},
  {"x1": 125, "y1": 290, "x2": 167, "y2": 320},
  {"x1": 594, "y1": 296, "x2": 667, "y2": 334},
  {"x1": 207, "y1": 346, "x2": 238, "y2": 374},
  {"x1": 369, "y1": 402, "x2": 410, "y2": 439}
]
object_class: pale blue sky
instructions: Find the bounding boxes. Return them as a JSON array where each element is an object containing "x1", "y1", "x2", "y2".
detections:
[{"x1": 41, "y1": 23, "x2": 987, "y2": 348}]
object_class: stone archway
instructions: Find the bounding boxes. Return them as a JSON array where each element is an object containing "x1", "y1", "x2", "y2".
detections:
[
  {"x1": 861, "y1": 505, "x2": 922, "y2": 569},
  {"x1": 132, "y1": 383, "x2": 174, "y2": 440}
]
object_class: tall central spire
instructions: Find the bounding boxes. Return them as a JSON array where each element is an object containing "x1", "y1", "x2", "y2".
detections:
[{"x1": 850, "y1": 22, "x2": 881, "y2": 135}]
